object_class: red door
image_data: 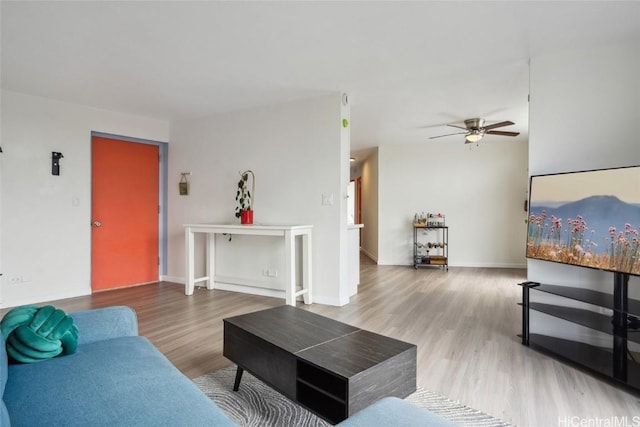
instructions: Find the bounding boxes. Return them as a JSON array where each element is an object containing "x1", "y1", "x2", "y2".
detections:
[{"x1": 91, "y1": 136, "x2": 159, "y2": 291}]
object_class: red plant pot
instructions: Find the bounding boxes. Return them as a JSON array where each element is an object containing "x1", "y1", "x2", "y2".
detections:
[{"x1": 240, "y1": 210, "x2": 254, "y2": 225}]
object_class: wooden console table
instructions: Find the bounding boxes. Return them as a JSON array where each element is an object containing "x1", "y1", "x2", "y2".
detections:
[{"x1": 183, "y1": 224, "x2": 313, "y2": 306}]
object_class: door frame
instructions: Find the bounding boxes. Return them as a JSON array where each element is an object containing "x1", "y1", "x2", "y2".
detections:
[
  {"x1": 356, "y1": 176, "x2": 362, "y2": 246},
  {"x1": 90, "y1": 131, "x2": 168, "y2": 278}
]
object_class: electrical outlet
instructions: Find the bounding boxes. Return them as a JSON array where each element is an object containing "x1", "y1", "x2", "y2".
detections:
[
  {"x1": 263, "y1": 268, "x2": 278, "y2": 277},
  {"x1": 322, "y1": 193, "x2": 335, "y2": 206}
]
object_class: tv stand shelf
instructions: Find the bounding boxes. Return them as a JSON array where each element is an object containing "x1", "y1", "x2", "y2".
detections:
[
  {"x1": 528, "y1": 334, "x2": 616, "y2": 377},
  {"x1": 524, "y1": 283, "x2": 640, "y2": 315},
  {"x1": 519, "y1": 274, "x2": 640, "y2": 391}
]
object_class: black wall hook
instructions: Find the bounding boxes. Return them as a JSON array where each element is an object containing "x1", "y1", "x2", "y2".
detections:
[{"x1": 52, "y1": 151, "x2": 64, "y2": 175}]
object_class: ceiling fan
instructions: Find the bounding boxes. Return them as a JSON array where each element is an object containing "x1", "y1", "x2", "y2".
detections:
[{"x1": 429, "y1": 118, "x2": 520, "y2": 144}]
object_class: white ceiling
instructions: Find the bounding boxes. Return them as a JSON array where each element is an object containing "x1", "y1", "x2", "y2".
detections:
[{"x1": 2, "y1": 1, "x2": 639, "y2": 159}]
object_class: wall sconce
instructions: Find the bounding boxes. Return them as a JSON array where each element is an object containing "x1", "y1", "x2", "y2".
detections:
[
  {"x1": 52, "y1": 152, "x2": 64, "y2": 175},
  {"x1": 179, "y1": 172, "x2": 191, "y2": 195}
]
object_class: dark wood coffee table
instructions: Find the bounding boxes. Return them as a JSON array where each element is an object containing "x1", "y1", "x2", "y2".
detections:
[{"x1": 223, "y1": 305, "x2": 416, "y2": 424}]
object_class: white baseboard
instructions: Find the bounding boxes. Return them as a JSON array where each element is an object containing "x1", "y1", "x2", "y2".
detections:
[
  {"x1": 448, "y1": 262, "x2": 527, "y2": 269},
  {"x1": 0, "y1": 288, "x2": 92, "y2": 310},
  {"x1": 377, "y1": 261, "x2": 526, "y2": 269},
  {"x1": 160, "y1": 275, "x2": 184, "y2": 284},
  {"x1": 212, "y1": 282, "x2": 285, "y2": 300},
  {"x1": 359, "y1": 248, "x2": 378, "y2": 263},
  {"x1": 163, "y1": 274, "x2": 348, "y2": 306},
  {"x1": 311, "y1": 294, "x2": 349, "y2": 307}
]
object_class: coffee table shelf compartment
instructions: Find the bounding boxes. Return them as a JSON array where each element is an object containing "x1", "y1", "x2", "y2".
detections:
[
  {"x1": 296, "y1": 360, "x2": 348, "y2": 424},
  {"x1": 297, "y1": 360, "x2": 347, "y2": 401}
]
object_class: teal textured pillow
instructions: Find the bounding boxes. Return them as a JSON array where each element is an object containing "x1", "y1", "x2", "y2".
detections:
[{"x1": 0, "y1": 305, "x2": 78, "y2": 363}]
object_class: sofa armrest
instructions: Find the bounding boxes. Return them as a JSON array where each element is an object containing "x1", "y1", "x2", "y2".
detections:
[
  {"x1": 336, "y1": 397, "x2": 457, "y2": 427},
  {"x1": 70, "y1": 306, "x2": 138, "y2": 345}
]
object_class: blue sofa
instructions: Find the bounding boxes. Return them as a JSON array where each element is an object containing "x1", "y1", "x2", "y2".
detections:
[
  {"x1": 1, "y1": 305, "x2": 456, "y2": 426},
  {"x1": 1, "y1": 306, "x2": 235, "y2": 426}
]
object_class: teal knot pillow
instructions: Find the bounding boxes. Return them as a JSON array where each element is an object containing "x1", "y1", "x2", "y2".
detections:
[{"x1": 0, "y1": 305, "x2": 79, "y2": 364}]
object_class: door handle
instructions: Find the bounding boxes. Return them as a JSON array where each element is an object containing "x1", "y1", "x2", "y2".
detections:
[{"x1": 92, "y1": 221, "x2": 102, "y2": 227}]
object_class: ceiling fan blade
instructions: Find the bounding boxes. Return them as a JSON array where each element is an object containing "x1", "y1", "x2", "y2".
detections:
[
  {"x1": 483, "y1": 120, "x2": 514, "y2": 131},
  {"x1": 486, "y1": 130, "x2": 520, "y2": 137},
  {"x1": 446, "y1": 124, "x2": 469, "y2": 131},
  {"x1": 429, "y1": 131, "x2": 468, "y2": 139}
]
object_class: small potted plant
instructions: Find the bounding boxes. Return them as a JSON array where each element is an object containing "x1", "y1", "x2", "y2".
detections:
[{"x1": 235, "y1": 170, "x2": 255, "y2": 224}]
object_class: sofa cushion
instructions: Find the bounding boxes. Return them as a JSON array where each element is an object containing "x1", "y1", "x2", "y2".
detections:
[
  {"x1": 336, "y1": 396, "x2": 458, "y2": 427},
  {"x1": 69, "y1": 306, "x2": 138, "y2": 346},
  {"x1": 4, "y1": 335, "x2": 235, "y2": 427}
]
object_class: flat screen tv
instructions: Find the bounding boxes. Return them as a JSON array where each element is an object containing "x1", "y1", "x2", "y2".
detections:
[{"x1": 526, "y1": 165, "x2": 640, "y2": 276}]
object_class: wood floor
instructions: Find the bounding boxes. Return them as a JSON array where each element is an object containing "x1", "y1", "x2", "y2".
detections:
[{"x1": 7, "y1": 258, "x2": 639, "y2": 426}]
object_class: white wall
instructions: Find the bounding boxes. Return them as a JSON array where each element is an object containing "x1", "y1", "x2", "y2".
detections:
[
  {"x1": 167, "y1": 93, "x2": 350, "y2": 306},
  {"x1": 0, "y1": 91, "x2": 169, "y2": 308},
  {"x1": 528, "y1": 42, "x2": 640, "y2": 344},
  {"x1": 360, "y1": 149, "x2": 379, "y2": 261},
  {"x1": 529, "y1": 43, "x2": 639, "y2": 176},
  {"x1": 338, "y1": 96, "x2": 351, "y2": 303},
  {"x1": 377, "y1": 140, "x2": 528, "y2": 267}
]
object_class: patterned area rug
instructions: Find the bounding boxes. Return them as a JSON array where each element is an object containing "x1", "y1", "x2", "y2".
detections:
[{"x1": 193, "y1": 366, "x2": 513, "y2": 426}]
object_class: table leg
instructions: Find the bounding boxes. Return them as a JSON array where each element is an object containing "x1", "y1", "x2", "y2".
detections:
[
  {"x1": 206, "y1": 232, "x2": 216, "y2": 290},
  {"x1": 302, "y1": 231, "x2": 312, "y2": 304},
  {"x1": 185, "y1": 228, "x2": 195, "y2": 295},
  {"x1": 284, "y1": 230, "x2": 295, "y2": 306},
  {"x1": 233, "y1": 366, "x2": 244, "y2": 391}
]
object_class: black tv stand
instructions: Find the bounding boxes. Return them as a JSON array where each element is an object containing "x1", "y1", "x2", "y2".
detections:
[
  {"x1": 519, "y1": 272, "x2": 640, "y2": 391},
  {"x1": 613, "y1": 272, "x2": 629, "y2": 382}
]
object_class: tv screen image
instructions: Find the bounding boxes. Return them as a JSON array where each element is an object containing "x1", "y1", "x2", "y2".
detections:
[{"x1": 526, "y1": 166, "x2": 640, "y2": 276}]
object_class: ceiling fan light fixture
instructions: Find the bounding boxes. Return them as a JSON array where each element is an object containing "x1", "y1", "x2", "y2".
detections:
[
  {"x1": 429, "y1": 117, "x2": 517, "y2": 143},
  {"x1": 466, "y1": 131, "x2": 483, "y2": 143}
]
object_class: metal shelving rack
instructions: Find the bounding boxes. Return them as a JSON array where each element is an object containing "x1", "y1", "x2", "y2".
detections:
[{"x1": 413, "y1": 215, "x2": 448, "y2": 270}]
